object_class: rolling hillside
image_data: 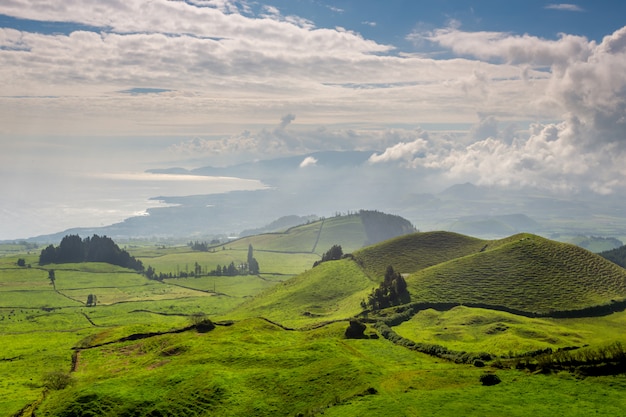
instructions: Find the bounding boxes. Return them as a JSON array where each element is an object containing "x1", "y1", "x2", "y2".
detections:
[
  {"x1": 237, "y1": 232, "x2": 626, "y2": 321},
  {"x1": 228, "y1": 259, "x2": 376, "y2": 327},
  {"x1": 406, "y1": 234, "x2": 626, "y2": 315},
  {"x1": 5, "y1": 230, "x2": 626, "y2": 416}
]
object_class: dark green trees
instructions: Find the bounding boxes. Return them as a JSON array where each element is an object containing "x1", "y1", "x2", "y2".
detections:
[
  {"x1": 344, "y1": 319, "x2": 367, "y2": 339},
  {"x1": 247, "y1": 244, "x2": 260, "y2": 275},
  {"x1": 313, "y1": 244, "x2": 344, "y2": 267},
  {"x1": 48, "y1": 269, "x2": 56, "y2": 288},
  {"x1": 363, "y1": 266, "x2": 410, "y2": 310},
  {"x1": 38, "y1": 235, "x2": 143, "y2": 271},
  {"x1": 86, "y1": 294, "x2": 97, "y2": 307}
]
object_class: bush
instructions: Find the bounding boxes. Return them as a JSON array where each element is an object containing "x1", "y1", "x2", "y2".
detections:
[
  {"x1": 344, "y1": 320, "x2": 367, "y2": 339},
  {"x1": 195, "y1": 319, "x2": 216, "y2": 333},
  {"x1": 479, "y1": 373, "x2": 501, "y2": 386},
  {"x1": 43, "y1": 370, "x2": 73, "y2": 390}
]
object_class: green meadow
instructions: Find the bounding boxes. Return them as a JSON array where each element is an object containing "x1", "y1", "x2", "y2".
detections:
[{"x1": 3, "y1": 216, "x2": 626, "y2": 416}]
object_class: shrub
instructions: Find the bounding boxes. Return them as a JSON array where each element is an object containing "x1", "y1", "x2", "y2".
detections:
[
  {"x1": 479, "y1": 373, "x2": 501, "y2": 386},
  {"x1": 43, "y1": 370, "x2": 73, "y2": 390},
  {"x1": 195, "y1": 319, "x2": 216, "y2": 333},
  {"x1": 345, "y1": 320, "x2": 367, "y2": 339}
]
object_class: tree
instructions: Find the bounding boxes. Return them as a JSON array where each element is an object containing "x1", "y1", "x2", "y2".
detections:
[
  {"x1": 249, "y1": 257, "x2": 260, "y2": 275},
  {"x1": 39, "y1": 244, "x2": 56, "y2": 265},
  {"x1": 48, "y1": 269, "x2": 56, "y2": 288},
  {"x1": 247, "y1": 244, "x2": 260, "y2": 274},
  {"x1": 86, "y1": 294, "x2": 97, "y2": 307},
  {"x1": 225, "y1": 262, "x2": 237, "y2": 276},
  {"x1": 144, "y1": 265, "x2": 156, "y2": 280},
  {"x1": 17, "y1": 258, "x2": 26, "y2": 267},
  {"x1": 38, "y1": 234, "x2": 143, "y2": 271}
]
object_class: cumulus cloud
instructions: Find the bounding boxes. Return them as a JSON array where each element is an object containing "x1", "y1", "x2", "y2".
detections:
[
  {"x1": 372, "y1": 25, "x2": 626, "y2": 194},
  {"x1": 369, "y1": 138, "x2": 428, "y2": 165},
  {"x1": 299, "y1": 156, "x2": 318, "y2": 168},
  {"x1": 3, "y1": 0, "x2": 626, "y2": 198},
  {"x1": 422, "y1": 27, "x2": 592, "y2": 68}
]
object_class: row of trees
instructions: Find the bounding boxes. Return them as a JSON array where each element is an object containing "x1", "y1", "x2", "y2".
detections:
[
  {"x1": 144, "y1": 245, "x2": 260, "y2": 281},
  {"x1": 39, "y1": 235, "x2": 144, "y2": 271}
]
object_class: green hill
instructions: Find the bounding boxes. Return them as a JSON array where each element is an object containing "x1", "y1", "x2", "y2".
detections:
[
  {"x1": 353, "y1": 231, "x2": 488, "y2": 279},
  {"x1": 406, "y1": 234, "x2": 626, "y2": 315},
  {"x1": 6, "y1": 231, "x2": 626, "y2": 416},
  {"x1": 236, "y1": 232, "x2": 626, "y2": 322},
  {"x1": 227, "y1": 210, "x2": 415, "y2": 255}
]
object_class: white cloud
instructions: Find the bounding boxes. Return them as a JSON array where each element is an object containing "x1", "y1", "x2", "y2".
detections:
[
  {"x1": 369, "y1": 138, "x2": 428, "y2": 164},
  {"x1": 2, "y1": 0, "x2": 626, "y2": 206},
  {"x1": 370, "y1": 25, "x2": 626, "y2": 194},
  {"x1": 299, "y1": 156, "x2": 318, "y2": 168},
  {"x1": 545, "y1": 4, "x2": 585, "y2": 12},
  {"x1": 421, "y1": 26, "x2": 592, "y2": 68}
]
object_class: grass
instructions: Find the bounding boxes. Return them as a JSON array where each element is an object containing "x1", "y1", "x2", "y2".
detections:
[
  {"x1": 27, "y1": 319, "x2": 626, "y2": 417},
  {"x1": 354, "y1": 231, "x2": 487, "y2": 279},
  {"x1": 392, "y1": 306, "x2": 626, "y2": 357},
  {"x1": 406, "y1": 234, "x2": 626, "y2": 314},
  {"x1": 227, "y1": 259, "x2": 377, "y2": 327},
  {"x1": 5, "y1": 229, "x2": 626, "y2": 416}
]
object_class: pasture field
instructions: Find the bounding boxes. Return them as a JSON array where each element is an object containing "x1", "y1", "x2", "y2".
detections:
[
  {"x1": 395, "y1": 306, "x2": 626, "y2": 357},
  {"x1": 3, "y1": 228, "x2": 626, "y2": 416},
  {"x1": 27, "y1": 319, "x2": 626, "y2": 417},
  {"x1": 0, "y1": 244, "x2": 312, "y2": 416},
  {"x1": 406, "y1": 235, "x2": 626, "y2": 314},
  {"x1": 136, "y1": 246, "x2": 319, "y2": 277}
]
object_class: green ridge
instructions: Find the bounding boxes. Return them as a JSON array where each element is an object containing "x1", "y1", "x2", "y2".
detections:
[{"x1": 407, "y1": 234, "x2": 626, "y2": 314}]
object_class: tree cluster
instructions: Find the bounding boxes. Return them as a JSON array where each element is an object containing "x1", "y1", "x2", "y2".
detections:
[
  {"x1": 599, "y1": 244, "x2": 626, "y2": 268},
  {"x1": 313, "y1": 244, "x2": 344, "y2": 268},
  {"x1": 39, "y1": 235, "x2": 143, "y2": 271},
  {"x1": 362, "y1": 266, "x2": 410, "y2": 310}
]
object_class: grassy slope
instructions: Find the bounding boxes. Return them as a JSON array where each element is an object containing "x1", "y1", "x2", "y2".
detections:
[
  {"x1": 407, "y1": 234, "x2": 626, "y2": 314},
  {"x1": 227, "y1": 259, "x2": 376, "y2": 327},
  {"x1": 395, "y1": 306, "x2": 626, "y2": 356},
  {"x1": 225, "y1": 214, "x2": 367, "y2": 255},
  {"x1": 34, "y1": 319, "x2": 626, "y2": 417},
  {"x1": 7, "y1": 229, "x2": 626, "y2": 416},
  {"x1": 227, "y1": 231, "x2": 626, "y2": 327},
  {"x1": 354, "y1": 231, "x2": 488, "y2": 279}
]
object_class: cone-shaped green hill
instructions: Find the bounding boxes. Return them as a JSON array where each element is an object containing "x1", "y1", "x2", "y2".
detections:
[
  {"x1": 406, "y1": 234, "x2": 626, "y2": 314},
  {"x1": 353, "y1": 231, "x2": 489, "y2": 279}
]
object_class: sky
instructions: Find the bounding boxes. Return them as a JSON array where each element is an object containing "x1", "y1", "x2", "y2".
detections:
[{"x1": 2, "y1": 1, "x2": 626, "y2": 239}]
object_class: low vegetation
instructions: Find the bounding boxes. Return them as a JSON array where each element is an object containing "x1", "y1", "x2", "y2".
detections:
[{"x1": 4, "y1": 220, "x2": 626, "y2": 416}]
